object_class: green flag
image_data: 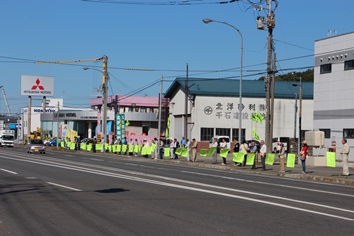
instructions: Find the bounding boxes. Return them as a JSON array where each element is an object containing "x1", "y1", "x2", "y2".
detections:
[
  {"x1": 125, "y1": 120, "x2": 130, "y2": 127},
  {"x1": 175, "y1": 148, "x2": 182, "y2": 155},
  {"x1": 233, "y1": 152, "x2": 244, "y2": 163},
  {"x1": 326, "y1": 152, "x2": 336, "y2": 167},
  {"x1": 208, "y1": 147, "x2": 216, "y2": 156},
  {"x1": 220, "y1": 148, "x2": 229, "y2": 158},
  {"x1": 128, "y1": 144, "x2": 134, "y2": 153},
  {"x1": 265, "y1": 153, "x2": 275, "y2": 165},
  {"x1": 134, "y1": 144, "x2": 141, "y2": 153},
  {"x1": 122, "y1": 144, "x2": 127, "y2": 152},
  {"x1": 200, "y1": 149, "x2": 207, "y2": 157},
  {"x1": 252, "y1": 127, "x2": 260, "y2": 141},
  {"x1": 246, "y1": 153, "x2": 255, "y2": 165},
  {"x1": 86, "y1": 143, "x2": 92, "y2": 152},
  {"x1": 167, "y1": 116, "x2": 170, "y2": 128},
  {"x1": 286, "y1": 153, "x2": 296, "y2": 168},
  {"x1": 181, "y1": 148, "x2": 189, "y2": 157},
  {"x1": 256, "y1": 112, "x2": 264, "y2": 124},
  {"x1": 251, "y1": 112, "x2": 258, "y2": 122},
  {"x1": 164, "y1": 147, "x2": 170, "y2": 157}
]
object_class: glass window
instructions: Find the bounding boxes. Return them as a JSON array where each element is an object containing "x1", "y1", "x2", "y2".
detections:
[
  {"x1": 320, "y1": 64, "x2": 332, "y2": 74},
  {"x1": 216, "y1": 128, "x2": 231, "y2": 137},
  {"x1": 232, "y1": 128, "x2": 246, "y2": 142},
  {"x1": 200, "y1": 128, "x2": 214, "y2": 141},
  {"x1": 344, "y1": 60, "x2": 354, "y2": 71},
  {"x1": 343, "y1": 129, "x2": 354, "y2": 139},
  {"x1": 319, "y1": 129, "x2": 330, "y2": 139}
]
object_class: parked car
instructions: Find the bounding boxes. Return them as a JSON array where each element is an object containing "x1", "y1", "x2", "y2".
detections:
[
  {"x1": 48, "y1": 137, "x2": 61, "y2": 146},
  {"x1": 272, "y1": 137, "x2": 289, "y2": 153},
  {"x1": 27, "y1": 139, "x2": 46, "y2": 154}
]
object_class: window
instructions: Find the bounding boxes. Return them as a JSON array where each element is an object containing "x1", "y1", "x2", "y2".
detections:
[
  {"x1": 344, "y1": 60, "x2": 354, "y2": 70},
  {"x1": 319, "y1": 129, "x2": 330, "y2": 139},
  {"x1": 200, "y1": 128, "x2": 214, "y2": 141},
  {"x1": 320, "y1": 64, "x2": 332, "y2": 74},
  {"x1": 232, "y1": 128, "x2": 245, "y2": 141},
  {"x1": 216, "y1": 128, "x2": 231, "y2": 137},
  {"x1": 343, "y1": 129, "x2": 354, "y2": 139}
]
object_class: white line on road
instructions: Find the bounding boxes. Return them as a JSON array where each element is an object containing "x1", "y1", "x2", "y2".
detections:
[
  {"x1": 0, "y1": 168, "x2": 17, "y2": 175},
  {"x1": 46, "y1": 182, "x2": 82, "y2": 192},
  {"x1": 1, "y1": 155, "x2": 353, "y2": 221},
  {"x1": 181, "y1": 170, "x2": 354, "y2": 198}
]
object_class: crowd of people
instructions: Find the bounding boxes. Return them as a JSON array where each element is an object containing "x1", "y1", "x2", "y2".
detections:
[{"x1": 57, "y1": 135, "x2": 350, "y2": 176}]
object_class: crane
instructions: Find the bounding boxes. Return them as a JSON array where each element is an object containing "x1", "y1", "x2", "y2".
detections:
[{"x1": 0, "y1": 86, "x2": 11, "y2": 116}]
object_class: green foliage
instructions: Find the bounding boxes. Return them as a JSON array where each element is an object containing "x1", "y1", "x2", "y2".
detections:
[{"x1": 258, "y1": 69, "x2": 314, "y2": 82}]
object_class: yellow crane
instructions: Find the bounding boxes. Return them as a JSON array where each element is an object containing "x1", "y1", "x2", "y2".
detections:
[{"x1": 35, "y1": 55, "x2": 109, "y2": 143}]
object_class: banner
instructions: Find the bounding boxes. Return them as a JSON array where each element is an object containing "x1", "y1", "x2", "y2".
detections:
[
  {"x1": 116, "y1": 114, "x2": 126, "y2": 141},
  {"x1": 233, "y1": 152, "x2": 244, "y2": 163}
]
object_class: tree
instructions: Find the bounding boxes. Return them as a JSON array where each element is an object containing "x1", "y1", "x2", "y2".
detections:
[{"x1": 258, "y1": 69, "x2": 314, "y2": 82}]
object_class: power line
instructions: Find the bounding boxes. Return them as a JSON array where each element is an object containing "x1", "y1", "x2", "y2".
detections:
[{"x1": 81, "y1": 0, "x2": 238, "y2": 5}]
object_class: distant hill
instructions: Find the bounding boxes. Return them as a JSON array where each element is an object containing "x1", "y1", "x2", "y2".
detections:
[{"x1": 258, "y1": 69, "x2": 314, "y2": 82}]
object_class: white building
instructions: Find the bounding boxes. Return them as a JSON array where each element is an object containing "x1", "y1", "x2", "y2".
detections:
[
  {"x1": 314, "y1": 31, "x2": 354, "y2": 163},
  {"x1": 164, "y1": 78, "x2": 313, "y2": 148}
]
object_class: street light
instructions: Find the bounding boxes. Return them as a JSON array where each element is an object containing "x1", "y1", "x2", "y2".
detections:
[
  {"x1": 202, "y1": 18, "x2": 244, "y2": 143},
  {"x1": 83, "y1": 66, "x2": 109, "y2": 144}
]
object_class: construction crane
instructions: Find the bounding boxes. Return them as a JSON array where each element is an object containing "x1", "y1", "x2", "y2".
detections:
[
  {"x1": 35, "y1": 55, "x2": 108, "y2": 143},
  {"x1": 0, "y1": 86, "x2": 11, "y2": 116}
]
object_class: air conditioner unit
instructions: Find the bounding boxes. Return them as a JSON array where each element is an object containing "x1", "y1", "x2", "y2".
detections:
[{"x1": 305, "y1": 131, "x2": 325, "y2": 147}]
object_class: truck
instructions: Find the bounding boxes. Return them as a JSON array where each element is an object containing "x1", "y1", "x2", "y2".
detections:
[{"x1": 0, "y1": 130, "x2": 15, "y2": 148}]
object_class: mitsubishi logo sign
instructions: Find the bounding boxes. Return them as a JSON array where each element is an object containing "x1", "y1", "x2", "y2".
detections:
[
  {"x1": 31, "y1": 79, "x2": 45, "y2": 91},
  {"x1": 21, "y1": 75, "x2": 55, "y2": 96}
]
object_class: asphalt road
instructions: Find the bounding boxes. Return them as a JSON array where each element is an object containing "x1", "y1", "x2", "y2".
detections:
[{"x1": 0, "y1": 146, "x2": 353, "y2": 236}]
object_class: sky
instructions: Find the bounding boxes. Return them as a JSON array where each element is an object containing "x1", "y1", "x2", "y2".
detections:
[{"x1": 0, "y1": 0, "x2": 353, "y2": 115}]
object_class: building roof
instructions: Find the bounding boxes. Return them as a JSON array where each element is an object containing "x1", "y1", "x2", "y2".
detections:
[
  {"x1": 164, "y1": 77, "x2": 313, "y2": 99},
  {"x1": 90, "y1": 95, "x2": 169, "y2": 108}
]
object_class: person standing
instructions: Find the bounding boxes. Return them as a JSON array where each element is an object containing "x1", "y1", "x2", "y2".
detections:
[
  {"x1": 169, "y1": 139, "x2": 175, "y2": 159},
  {"x1": 211, "y1": 138, "x2": 218, "y2": 164},
  {"x1": 159, "y1": 139, "x2": 165, "y2": 159},
  {"x1": 191, "y1": 138, "x2": 198, "y2": 162},
  {"x1": 219, "y1": 138, "x2": 227, "y2": 165},
  {"x1": 278, "y1": 143, "x2": 286, "y2": 173},
  {"x1": 298, "y1": 141, "x2": 309, "y2": 174},
  {"x1": 174, "y1": 138, "x2": 180, "y2": 159},
  {"x1": 181, "y1": 137, "x2": 186, "y2": 147},
  {"x1": 340, "y1": 138, "x2": 350, "y2": 176},
  {"x1": 260, "y1": 140, "x2": 267, "y2": 171},
  {"x1": 185, "y1": 138, "x2": 191, "y2": 161},
  {"x1": 239, "y1": 140, "x2": 249, "y2": 166},
  {"x1": 233, "y1": 138, "x2": 240, "y2": 166},
  {"x1": 249, "y1": 141, "x2": 258, "y2": 169}
]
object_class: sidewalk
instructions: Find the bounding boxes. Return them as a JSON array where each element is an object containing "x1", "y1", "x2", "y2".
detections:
[
  {"x1": 24, "y1": 144, "x2": 354, "y2": 186},
  {"x1": 163, "y1": 154, "x2": 354, "y2": 186}
]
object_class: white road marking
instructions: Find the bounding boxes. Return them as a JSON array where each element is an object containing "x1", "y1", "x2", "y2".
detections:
[
  {"x1": 90, "y1": 158, "x2": 104, "y2": 161},
  {"x1": 0, "y1": 168, "x2": 17, "y2": 175},
  {"x1": 181, "y1": 170, "x2": 354, "y2": 198},
  {"x1": 46, "y1": 182, "x2": 82, "y2": 192},
  {"x1": 1, "y1": 155, "x2": 353, "y2": 221}
]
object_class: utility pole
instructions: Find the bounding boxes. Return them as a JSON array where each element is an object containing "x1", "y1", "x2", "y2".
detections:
[
  {"x1": 102, "y1": 55, "x2": 108, "y2": 143},
  {"x1": 270, "y1": 53, "x2": 276, "y2": 143},
  {"x1": 299, "y1": 77, "x2": 302, "y2": 148},
  {"x1": 157, "y1": 75, "x2": 163, "y2": 159},
  {"x1": 57, "y1": 101, "x2": 60, "y2": 149},
  {"x1": 264, "y1": 0, "x2": 275, "y2": 151},
  {"x1": 184, "y1": 63, "x2": 189, "y2": 140}
]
